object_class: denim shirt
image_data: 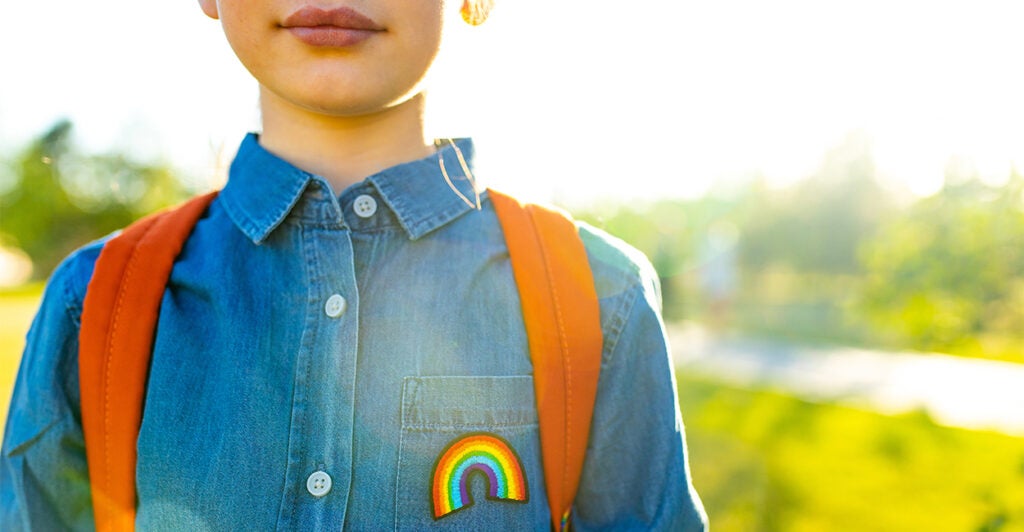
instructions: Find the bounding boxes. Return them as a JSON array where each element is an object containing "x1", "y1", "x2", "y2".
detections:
[{"x1": 1, "y1": 135, "x2": 707, "y2": 531}]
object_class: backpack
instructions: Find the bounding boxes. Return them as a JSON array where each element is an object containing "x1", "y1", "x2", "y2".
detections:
[{"x1": 78, "y1": 189, "x2": 602, "y2": 532}]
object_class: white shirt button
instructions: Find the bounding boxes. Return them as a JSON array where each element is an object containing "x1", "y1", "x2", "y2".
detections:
[
  {"x1": 306, "y1": 470, "x2": 332, "y2": 497},
  {"x1": 353, "y1": 194, "x2": 378, "y2": 218},
  {"x1": 324, "y1": 294, "x2": 347, "y2": 318}
]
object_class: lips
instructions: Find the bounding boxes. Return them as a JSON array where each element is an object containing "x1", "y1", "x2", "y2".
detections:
[{"x1": 281, "y1": 6, "x2": 384, "y2": 47}]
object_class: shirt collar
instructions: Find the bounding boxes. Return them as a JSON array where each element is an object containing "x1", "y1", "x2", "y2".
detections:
[{"x1": 220, "y1": 133, "x2": 481, "y2": 244}]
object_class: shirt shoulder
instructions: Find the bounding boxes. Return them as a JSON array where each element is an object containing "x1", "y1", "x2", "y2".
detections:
[
  {"x1": 576, "y1": 221, "x2": 660, "y2": 306},
  {"x1": 571, "y1": 221, "x2": 708, "y2": 531},
  {"x1": 49, "y1": 236, "x2": 108, "y2": 325},
  {"x1": 574, "y1": 221, "x2": 664, "y2": 364}
]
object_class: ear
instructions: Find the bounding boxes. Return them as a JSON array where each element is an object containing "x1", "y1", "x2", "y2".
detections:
[
  {"x1": 460, "y1": 0, "x2": 493, "y2": 26},
  {"x1": 198, "y1": 0, "x2": 219, "y2": 20}
]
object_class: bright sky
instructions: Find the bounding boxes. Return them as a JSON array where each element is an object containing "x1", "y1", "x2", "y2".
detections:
[{"x1": 2, "y1": 0, "x2": 1024, "y2": 204}]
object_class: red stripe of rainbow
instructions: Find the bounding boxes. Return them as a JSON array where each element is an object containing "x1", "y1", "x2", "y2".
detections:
[{"x1": 431, "y1": 432, "x2": 529, "y2": 519}]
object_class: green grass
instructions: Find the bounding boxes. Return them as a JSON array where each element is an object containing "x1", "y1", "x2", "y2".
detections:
[
  {"x1": 679, "y1": 375, "x2": 1024, "y2": 531},
  {"x1": 0, "y1": 287, "x2": 41, "y2": 420}
]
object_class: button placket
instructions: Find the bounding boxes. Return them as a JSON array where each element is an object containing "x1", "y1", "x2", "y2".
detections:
[{"x1": 279, "y1": 226, "x2": 359, "y2": 529}]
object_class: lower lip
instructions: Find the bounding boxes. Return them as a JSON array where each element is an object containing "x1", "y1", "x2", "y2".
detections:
[{"x1": 287, "y1": 27, "x2": 377, "y2": 47}]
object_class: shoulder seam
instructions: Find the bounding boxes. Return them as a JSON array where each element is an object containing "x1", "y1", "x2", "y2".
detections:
[
  {"x1": 59, "y1": 254, "x2": 88, "y2": 330},
  {"x1": 600, "y1": 282, "x2": 641, "y2": 368}
]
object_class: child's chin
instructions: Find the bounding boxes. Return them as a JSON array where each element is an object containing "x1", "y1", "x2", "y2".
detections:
[{"x1": 294, "y1": 88, "x2": 424, "y2": 118}]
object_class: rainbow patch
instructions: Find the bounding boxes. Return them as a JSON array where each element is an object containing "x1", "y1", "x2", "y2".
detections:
[{"x1": 431, "y1": 432, "x2": 529, "y2": 519}]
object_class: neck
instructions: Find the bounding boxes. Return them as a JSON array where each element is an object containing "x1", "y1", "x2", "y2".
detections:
[{"x1": 257, "y1": 89, "x2": 435, "y2": 193}]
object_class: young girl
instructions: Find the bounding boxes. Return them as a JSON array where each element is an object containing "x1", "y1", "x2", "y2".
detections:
[{"x1": 1, "y1": 1, "x2": 707, "y2": 529}]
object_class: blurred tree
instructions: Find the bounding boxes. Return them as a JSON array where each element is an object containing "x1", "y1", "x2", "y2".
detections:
[
  {"x1": 573, "y1": 134, "x2": 1024, "y2": 359},
  {"x1": 860, "y1": 170, "x2": 1024, "y2": 350},
  {"x1": 739, "y1": 132, "x2": 896, "y2": 275},
  {"x1": 0, "y1": 120, "x2": 190, "y2": 279}
]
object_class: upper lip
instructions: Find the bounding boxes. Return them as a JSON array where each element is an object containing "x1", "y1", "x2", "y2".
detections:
[{"x1": 281, "y1": 6, "x2": 384, "y2": 30}]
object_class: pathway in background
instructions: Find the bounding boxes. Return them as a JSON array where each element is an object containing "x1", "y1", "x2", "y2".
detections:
[{"x1": 668, "y1": 323, "x2": 1024, "y2": 437}]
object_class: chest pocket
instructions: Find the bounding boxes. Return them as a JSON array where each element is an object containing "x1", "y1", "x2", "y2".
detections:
[{"x1": 395, "y1": 376, "x2": 549, "y2": 530}]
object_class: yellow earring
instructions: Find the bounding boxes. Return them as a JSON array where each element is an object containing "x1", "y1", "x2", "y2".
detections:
[{"x1": 460, "y1": 0, "x2": 493, "y2": 26}]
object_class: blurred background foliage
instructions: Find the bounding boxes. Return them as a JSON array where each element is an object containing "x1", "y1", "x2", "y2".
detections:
[
  {"x1": 0, "y1": 120, "x2": 190, "y2": 280},
  {"x1": 3, "y1": 122, "x2": 1024, "y2": 530},
  {"x1": 578, "y1": 133, "x2": 1024, "y2": 363}
]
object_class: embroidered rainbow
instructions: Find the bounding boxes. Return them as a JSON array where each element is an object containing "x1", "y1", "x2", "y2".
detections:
[{"x1": 431, "y1": 432, "x2": 529, "y2": 519}]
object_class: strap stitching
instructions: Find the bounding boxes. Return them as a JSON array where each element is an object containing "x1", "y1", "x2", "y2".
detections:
[
  {"x1": 101, "y1": 213, "x2": 164, "y2": 517},
  {"x1": 101, "y1": 224, "x2": 149, "y2": 504},
  {"x1": 529, "y1": 206, "x2": 573, "y2": 521}
]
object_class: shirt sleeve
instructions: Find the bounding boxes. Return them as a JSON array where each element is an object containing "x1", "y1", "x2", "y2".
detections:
[
  {"x1": 572, "y1": 252, "x2": 708, "y2": 531},
  {"x1": 1, "y1": 253, "x2": 95, "y2": 531}
]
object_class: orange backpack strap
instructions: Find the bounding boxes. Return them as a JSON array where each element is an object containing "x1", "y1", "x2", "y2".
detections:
[
  {"x1": 489, "y1": 189, "x2": 603, "y2": 532},
  {"x1": 79, "y1": 192, "x2": 217, "y2": 532}
]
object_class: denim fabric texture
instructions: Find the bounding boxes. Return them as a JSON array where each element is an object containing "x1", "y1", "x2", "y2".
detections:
[{"x1": 1, "y1": 134, "x2": 707, "y2": 531}]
